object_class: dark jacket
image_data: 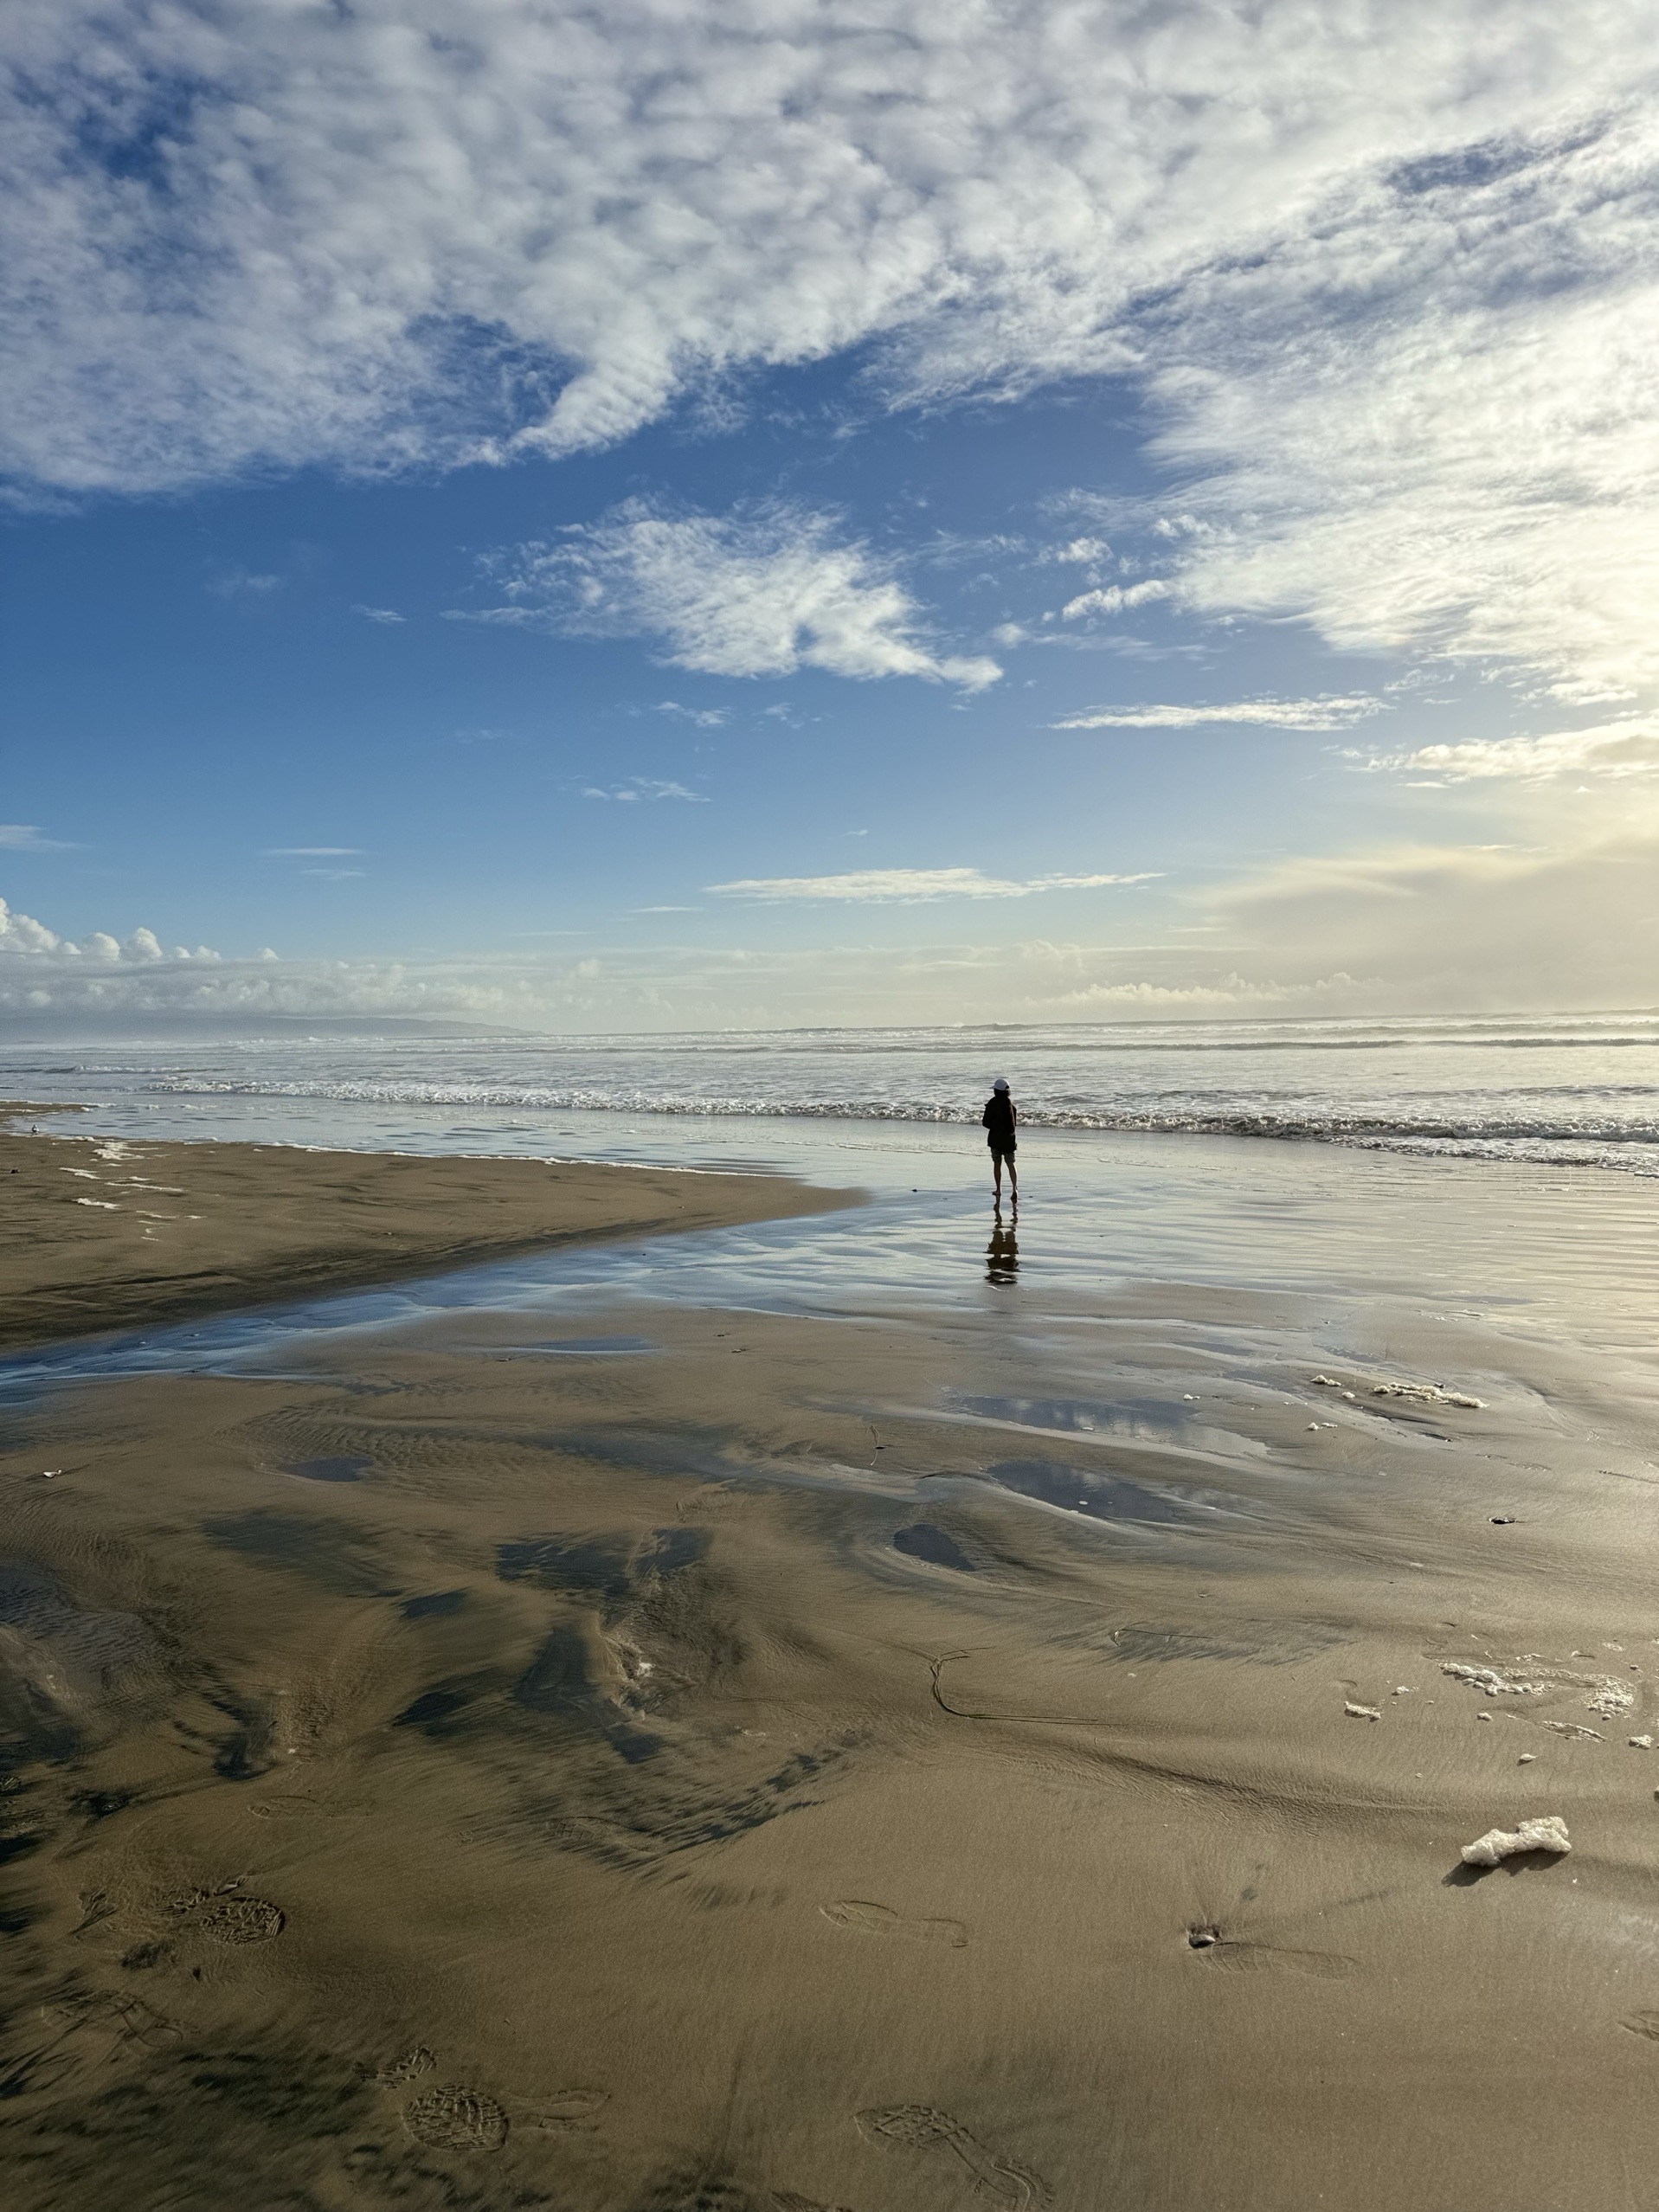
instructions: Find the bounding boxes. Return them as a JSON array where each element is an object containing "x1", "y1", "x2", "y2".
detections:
[{"x1": 981, "y1": 1093, "x2": 1016, "y2": 1149}]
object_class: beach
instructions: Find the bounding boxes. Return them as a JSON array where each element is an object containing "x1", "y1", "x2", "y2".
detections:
[{"x1": 6, "y1": 1095, "x2": 1659, "y2": 2209}]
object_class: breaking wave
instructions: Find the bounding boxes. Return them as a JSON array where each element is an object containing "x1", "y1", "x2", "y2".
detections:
[
  {"x1": 137, "y1": 1074, "x2": 1659, "y2": 1173},
  {"x1": 12, "y1": 1013, "x2": 1659, "y2": 1178}
]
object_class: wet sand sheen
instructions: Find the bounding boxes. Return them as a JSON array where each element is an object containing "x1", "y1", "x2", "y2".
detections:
[
  {"x1": 0, "y1": 1107, "x2": 849, "y2": 1348},
  {"x1": 7, "y1": 1143, "x2": 1659, "y2": 2206}
]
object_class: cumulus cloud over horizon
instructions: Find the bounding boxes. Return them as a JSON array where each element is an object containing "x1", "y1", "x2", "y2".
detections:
[
  {"x1": 0, "y1": 886, "x2": 1321, "y2": 1026},
  {"x1": 5, "y1": 3, "x2": 1658, "y2": 701},
  {"x1": 10, "y1": 857, "x2": 1659, "y2": 1028},
  {"x1": 0, "y1": 896, "x2": 219, "y2": 974},
  {"x1": 0, "y1": 880, "x2": 1386, "y2": 1029},
  {"x1": 465, "y1": 502, "x2": 1001, "y2": 688}
]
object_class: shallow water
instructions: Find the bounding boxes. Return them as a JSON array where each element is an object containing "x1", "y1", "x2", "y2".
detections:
[{"x1": 5, "y1": 1113, "x2": 1658, "y2": 1411}]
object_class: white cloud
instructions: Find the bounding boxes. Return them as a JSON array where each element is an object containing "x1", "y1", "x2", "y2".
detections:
[
  {"x1": 467, "y1": 501, "x2": 1000, "y2": 689},
  {"x1": 1032, "y1": 872, "x2": 1160, "y2": 891},
  {"x1": 1131, "y1": 106, "x2": 1659, "y2": 702},
  {"x1": 1355, "y1": 716, "x2": 1659, "y2": 781},
  {"x1": 653, "y1": 701, "x2": 727, "y2": 728},
  {"x1": 10, "y1": 5, "x2": 1656, "y2": 701},
  {"x1": 1055, "y1": 695, "x2": 1388, "y2": 730},
  {"x1": 352, "y1": 604, "x2": 406, "y2": 624},
  {"x1": 0, "y1": 824, "x2": 72, "y2": 851},
  {"x1": 1060, "y1": 581, "x2": 1170, "y2": 621},
  {"x1": 706, "y1": 866, "x2": 1157, "y2": 903},
  {"x1": 0, "y1": 898, "x2": 64, "y2": 955},
  {"x1": 0, "y1": 896, "x2": 219, "y2": 969},
  {"x1": 1044, "y1": 538, "x2": 1114, "y2": 567},
  {"x1": 583, "y1": 777, "x2": 708, "y2": 803},
  {"x1": 264, "y1": 846, "x2": 363, "y2": 857}
]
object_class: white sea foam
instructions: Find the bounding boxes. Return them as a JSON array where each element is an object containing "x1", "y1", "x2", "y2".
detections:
[
  {"x1": 1460, "y1": 1816, "x2": 1571, "y2": 1868},
  {"x1": 1442, "y1": 1664, "x2": 1548, "y2": 1697}
]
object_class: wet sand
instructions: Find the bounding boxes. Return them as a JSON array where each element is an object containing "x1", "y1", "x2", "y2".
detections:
[
  {"x1": 6, "y1": 1148, "x2": 1659, "y2": 2208},
  {"x1": 0, "y1": 1108, "x2": 846, "y2": 1348}
]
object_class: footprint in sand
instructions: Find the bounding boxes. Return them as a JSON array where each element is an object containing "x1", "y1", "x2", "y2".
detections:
[
  {"x1": 544, "y1": 1815, "x2": 614, "y2": 1849},
  {"x1": 199, "y1": 1896, "x2": 286, "y2": 1945},
  {"x1": 375, "y1": 2046, "x2": 438, "y2": 2087},
  {"x1": 249, "y1": 1796, "x2": 361, "y2": 1822},
  {"x1": 1185, "y1": 1926, "x2": 1352, "y2": 1979},
  {"x1": 855, "y1": 2104, "x2": 1049, "y2": 2210},
  {"x1": 773, "y1": 2194, "x2": 857, "y2": 2211},
  {"x1": 530, "y1": 2087, "x2": 609, "y2": 2132},
  {"x1": 1622, "y1": 2011, "x2": 1659, "y2": 2042},
  {"x1": 71, "y1": 1888, "x2": 119, "y2": 1938},
  {"x1": 820, "y1": 1901, "x2": 968, "y2": 1949},
  {"x1": 49, "y1": 1989, "x2": 183, "y2": 2057},
  {"x1": 403, "y1": 2084, "x2": 511, "y2": 2152}
]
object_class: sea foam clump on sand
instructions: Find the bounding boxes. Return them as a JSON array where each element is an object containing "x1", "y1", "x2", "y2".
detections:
[
  {"x1": 1442, "y1": 1663, "x2": 1548, "y2": 1696},
  {"x1": 1441, "y1": 1659, "x2": 1636, "y2": 1720},
  {"x1": 1312, "y1": 1373, "x2": 1484, "y2": 1408},
  {"x1": 1460, "y1": 1817, "x2": 1572, "y2": 1868}
]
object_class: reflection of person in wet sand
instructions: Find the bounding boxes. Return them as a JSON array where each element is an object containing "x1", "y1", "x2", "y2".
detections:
[
  {"x1": 981, "y1": 1077, "x2": 1018, "y2": 1207},
  {"x1": 986, "y1": 1219, "x2": 1019, "y2": 1284}
]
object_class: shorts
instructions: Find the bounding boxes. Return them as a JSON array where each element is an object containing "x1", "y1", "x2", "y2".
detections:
[{"x1": 988, "y1": 1140, "x2": 1016, "y2": 1160}]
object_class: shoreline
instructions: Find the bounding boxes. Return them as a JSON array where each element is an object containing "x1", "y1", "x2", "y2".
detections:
[{"x1": 0, "y1": 1106, "x2": 853, "y2": 1352}]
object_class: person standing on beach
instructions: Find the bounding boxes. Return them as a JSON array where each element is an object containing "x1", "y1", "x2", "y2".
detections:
[{"x1": 981, "y1": 1077, "x2": 1018, "y2": 1207}]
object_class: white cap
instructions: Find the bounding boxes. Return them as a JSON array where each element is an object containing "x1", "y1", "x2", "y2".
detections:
[{"x1": 992, "y1": 1077, "x2": 1009, "y2": 1091}]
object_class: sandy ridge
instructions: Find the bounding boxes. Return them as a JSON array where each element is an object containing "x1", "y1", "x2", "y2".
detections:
[{"x1": 0, "y1": 1103, "x2": 851, "y2": 1351}]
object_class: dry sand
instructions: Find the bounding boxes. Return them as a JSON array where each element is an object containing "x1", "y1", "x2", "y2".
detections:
[
  {"x1": 0, "y1": 1107, "x2": 846, "y2": 1348},
  {"x1": 5, "y1": 1134, "x2": 1659, "y2": 2209}
]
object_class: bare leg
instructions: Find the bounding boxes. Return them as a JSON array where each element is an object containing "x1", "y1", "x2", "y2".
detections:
[
  {"x1": 1007, "y1": 1157, "x2": 1018, "y2": 1206},
  {"x1": 993, "y1": 1154, "x2": 1003, "y2": 1203}
]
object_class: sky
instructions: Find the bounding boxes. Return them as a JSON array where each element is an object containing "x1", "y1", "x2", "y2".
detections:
[{"x1": 4, "y1": 0, "x2": 1659, "y2": 1032}]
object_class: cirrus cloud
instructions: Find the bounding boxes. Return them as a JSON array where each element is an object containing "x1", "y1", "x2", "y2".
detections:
[
  {"x1": 463, "y1": 500, "x2": 1000, "y2": 689},
  {"x1": 583, "y1": 777, "x2": 708, "y2": 802},
  {"x1": 1054, "y1": 695, "x2": 1388, "y2": 731},
  {"x1": 705, "y1": 866, "x2": 1158, "y2": 903}
]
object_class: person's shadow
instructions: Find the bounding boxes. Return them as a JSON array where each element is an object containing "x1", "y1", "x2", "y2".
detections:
[{"x1": 986, "y1": 1217, "x2": 1019, "y2": 1286}]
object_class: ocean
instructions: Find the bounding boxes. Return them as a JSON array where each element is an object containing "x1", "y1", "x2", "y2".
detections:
[{"x1": 6, "y1": 1011, "x2": 1659, "y2": 1174}]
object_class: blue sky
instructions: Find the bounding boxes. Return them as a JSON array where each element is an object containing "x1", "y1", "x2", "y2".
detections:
[{"x1": 4, "y1": 2, "x2": 1658, "y2": 1029}]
